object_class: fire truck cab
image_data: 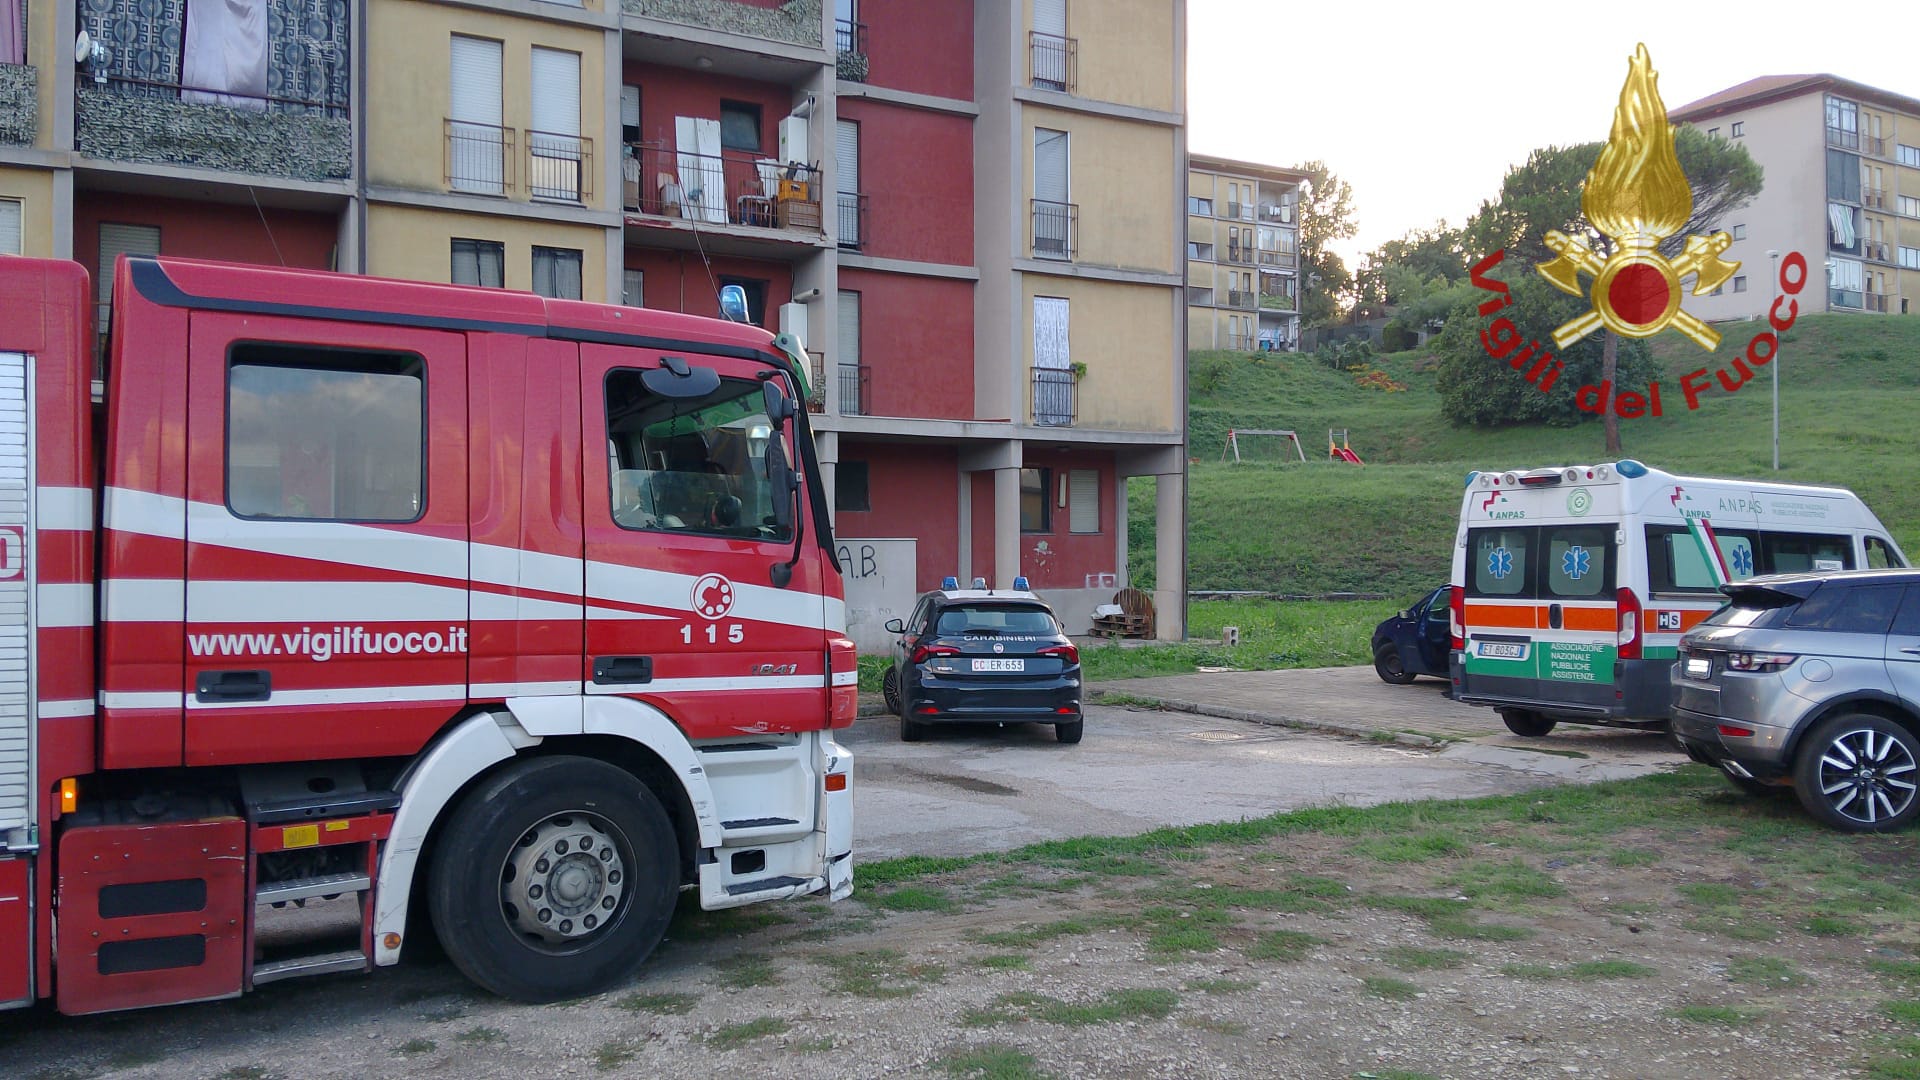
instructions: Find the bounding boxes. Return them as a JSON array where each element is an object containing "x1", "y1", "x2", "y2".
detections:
[{"x1": 0, "y1": 255, "x2": 855, "y2": 1013}]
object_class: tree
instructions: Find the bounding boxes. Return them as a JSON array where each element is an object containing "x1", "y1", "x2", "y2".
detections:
[
  {"x1": 1293, "y1": 161, "x2": 1358, "y2": 326},
  {"x1": 1452, "y1": 127, "x2": 1762, "y2": 446}
]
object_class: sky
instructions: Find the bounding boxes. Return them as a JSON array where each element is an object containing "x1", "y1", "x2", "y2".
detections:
[{"x1": 1186, "y1": 0, "x2": 1920, "y2": 268}]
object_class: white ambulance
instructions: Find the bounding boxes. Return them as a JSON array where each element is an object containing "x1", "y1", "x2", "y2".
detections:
[{"x1": 1447, "y1": 460, "x2": 1906, "y2": 736}]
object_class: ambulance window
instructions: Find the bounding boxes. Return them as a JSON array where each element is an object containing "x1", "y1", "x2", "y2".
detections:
[
  {"x1": 1761, "y1": 531, "x2": 1853, "y2": 574},
  {"x1": 1543, "y1": 525, "x2": 1613, "y2": 598},
  {"x1": 226, "y1": 346, "x2": 425, "y2": 522},
  {"x1": 1867, "y1": 537, "x2": 1902, "y2": 569},
  {"x1": 1468, "y1": 527, "x2": 1531, "y2": 597},
  {"x1": 604, "y1": 368, "x2": 792, "y2": 543},
  {"x1": 1719, "y1": 534, "x2": 1757, "y2": 581}
]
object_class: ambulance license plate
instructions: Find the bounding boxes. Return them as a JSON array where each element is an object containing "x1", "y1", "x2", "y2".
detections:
[
  {"x1": 1477, "y1": 642, "x2": 1526, "y2": 659},
  {"x1": 972, "y1": 658, "x2": 1025, "y2": 672}
]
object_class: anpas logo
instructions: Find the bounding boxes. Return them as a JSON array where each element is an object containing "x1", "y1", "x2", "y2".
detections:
[
  {"x1": 1467, "y1": 45, "x2": 1807, "y2": 419},
  {"x1": 1670, "y1": 484, "x2": 1710, "y2": 520},
  {"x1": 1481, "y1": 492, "x2": 1524, "y2": 520}
]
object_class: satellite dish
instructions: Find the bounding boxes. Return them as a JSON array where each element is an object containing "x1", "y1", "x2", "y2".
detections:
[{"x1": 74, "y1": 30, "x2": 92, "y2": 65}]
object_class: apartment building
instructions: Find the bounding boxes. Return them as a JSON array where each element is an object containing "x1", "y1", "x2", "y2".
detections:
[
  {"x1": 1185, "y1": 154, "x2": 1304, "y2": 353},
  {"x1": 1671, "y1": 74, "x2": 1920, "y2": 319},
  {"x1": 0, "y1": 0, "x2": 1188, "y2": 643}
]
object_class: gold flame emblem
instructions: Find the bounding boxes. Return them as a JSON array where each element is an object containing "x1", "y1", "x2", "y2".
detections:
[{"x1": 1537, "y1": 44, "x2": 1738, "y2": 351}]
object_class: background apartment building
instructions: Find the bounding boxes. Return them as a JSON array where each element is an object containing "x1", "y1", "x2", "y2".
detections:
[
  {"x1": 0, "y1": 0, "x2": 1188, "y2": 645},
  {"x1": 1672, "y1": 74, "x2": 1920, "y2": 320},
  {"x1": 1185, "y1": 154, "x2": 1304, "y2": 353}
]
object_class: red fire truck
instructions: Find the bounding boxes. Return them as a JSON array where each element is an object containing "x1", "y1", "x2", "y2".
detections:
[{"x1": 0, "y1": 254, "x2": 856, "y2": 1014}]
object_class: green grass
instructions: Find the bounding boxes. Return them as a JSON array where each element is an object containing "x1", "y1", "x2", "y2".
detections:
[
  {"x1": 1186, "y1": 977, "x2": 1258, "y2": 994},
  {"x1": 454, "y1": 1027, "x2": 505, "y2": 1045},
  {"x1": 1082, "y1": 597, "x2": 1393, "y2": 680},
  {"x1": 870, "y1": 884, "x2": 959, "y2": 913},
  {"x1": 1728, "y1": 957, "x2": 1807, "y2": 986},
  {"x1": 815, "y1": 948, "x2": 946, "y2": 998},
  {"x1": 1501, "y1": 960, "x2": 1657, "y2": 980},
  {"x1": 1361, "y1": 976, "x2": 1422, "y2": 1001},
  {"x1": 977, "y1": 953, "x2": 1031, "y2": 970},
  {"x1": 1246, "y1": 929, "x2": 1323, "y2": 962},
  {"x1": 705, "y1": 1017, "x2": 791, "y2": 1049},
  {"x1": 393, "y1": 1039, "x2": 435, "y2": 1056},
  {"x1": 937, "y1": 1045, "x2": 1054, "y2": 1080},
  {"x1": 1669, "y1": 1004, "x2": 1764, "y2": 1026},
  {"x1": 710, "y1": 953, "x2": 781, "y2": 990},
  {"x1": 1379, "y1": 946, "x2": 1469, "y2": 972}
]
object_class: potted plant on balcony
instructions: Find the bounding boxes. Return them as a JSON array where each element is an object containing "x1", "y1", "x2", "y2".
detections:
[{"x1": 1068, "y1": 361, "x2": 1087, "y2": 382}]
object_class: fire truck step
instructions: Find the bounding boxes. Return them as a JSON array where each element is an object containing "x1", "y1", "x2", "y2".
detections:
[
  {"x1": 256, "y1": 872, "x2": 372, "y2": 907},
  {"x1": 251, "y1": 949, "x2": 369, "y2": 985},
  {"x1": 721, "y1": 817, "x2": 799, "y2": 829},
  {"x1": 723, "y1": 875, "x2": 810, "y2": 897}
]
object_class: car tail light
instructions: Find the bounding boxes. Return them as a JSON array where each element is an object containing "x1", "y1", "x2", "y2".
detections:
[
  {"x1": 1725, "y1": 651, "x2": 1796, "y2": 673},
  {"x1": 1039, "y1": 643, "x2": 1079, "y2": 664},
  {"x1": 1616, "y1": 587, "x2": 1641, "y2": 660},
  {"x1": 910, "y1": 643, "x2": 960, "y2": 664},
  {"x1": 1718, "y1": 723, "x2": 1755, "y2": 738},
  {"x1": 1449, "y1": 585, "x2": 1465, "y2": 651}
]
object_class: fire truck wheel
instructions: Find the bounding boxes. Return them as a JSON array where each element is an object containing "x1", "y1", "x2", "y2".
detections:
[{"x1": 428, "y1": 755, "x2": 679, "y2": 1002}]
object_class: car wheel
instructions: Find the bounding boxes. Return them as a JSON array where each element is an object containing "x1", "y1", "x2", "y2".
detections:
[
  {"x1": 882, "y1": 668, "x2": 901, "y2": 716},
  {"x1": 1055, "y1": 718, "x2": 1084, "y2": 744},
  {"x1": 1373, "y1": 644, "x2": 1416, "y2": 685},
  {"x1": 1792, "y1": 712, "x2": 1920, "y2": 833},
  {"x1": 1500, "y1": 709, "x2": 1557, "y2": 738},
  {"x1": 901, "y1": 713, "x2": 928, "y2": 742}
]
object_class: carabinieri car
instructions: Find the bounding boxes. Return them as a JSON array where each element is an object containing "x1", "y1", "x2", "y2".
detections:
[{"x1": 882, "y1": 577, "x2": 1084, "y2": 743}]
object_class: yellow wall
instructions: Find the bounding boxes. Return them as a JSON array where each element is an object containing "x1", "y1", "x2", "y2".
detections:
[
  {"x1": 366, "y1": 205, "x2": 606, "y2": 297},
  {"x1": 1185, "y1": 305, "x2": 1216, "y2": 350},
  {"x1": 0, "y1": 166, "x2": 55, "y2": 257},
  {"x1": 1022, "y1": 275, "x2": 1175, "y2": 431},
  {"x1": 367, "y1": 0, "x2": 606, "y2": 207},
  {"x1": 1040, "y1": 0, "x2": 1175, "y2": 113},
  {"x1": 1024, "y1": 107, "x2": 1175, "y2": 273},
  {"x1": 28, "y1": 0, "x2": 53, "y2": 146}
]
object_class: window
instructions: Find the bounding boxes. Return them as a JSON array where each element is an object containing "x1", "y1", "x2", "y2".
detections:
[
  {"x1": 1900, "y1": 195, "x2": 1920, "y2": 218},
  {"x1": 1869, "y1": 537, "x2": 1902, "y2": 570},
  {"x1": 1706, "y1": 127, "x2": 1719, "y2": 138},
  {"x1": 1732, "y1": 276, "x2": 1748, "y2": 293},
  {"x1": 1032, "y1": 296, "x2": 1072, "y2": 425},
  {"x1": 936, "y1": 603, "x2": 1058, "y2": 635},
  {"x1": 1187, "y1": 196, "x2": 1213, "y2": 216},
  {"x1": 1542, "y1": 525, "x2": 1614, "y2": 598},
  {"x1": 1731, "y1": 223, "x2": 1745, "y2": 241},
  {"x1": 622, "y1": 268, "x2": 644, "y2": 307},
  {"x1": 1019, "y1": 468, "x2": 1051, "y2": 532},
  {"x1": 227, "y1": 345, "x2": 425, "y2": 521},
  {"x1": 1827, "y1": 96, "x2": 1859, "y2": 142},
  {"x1": 719, "y1": 276, "x2": 768, "y2": 326},
  {"x1": 835, "y1": 461, "x2": 870, "y2": 512},
  {"x1": 1827, "y1": 150, "x2": 1862, "y2": 202},
  {"x1": 99, "y1": 223, "x2": 161, "y2": 329},
  {"x1": 532, "y1": 246, "x2": 582, "y2": 299},
  {"x1": 720, "y1": 100, "x2": 762, "y2": 153},
  {"x1": 1033, "y1": 128, "x2": 1070, "y2": 258},
  {"x1": 1068, "y1": 469, "x2": 1098, "y2": 534},
  {"x1": 604, "y1": 368, "x2": 791, "y2": 542},
  {"x1": 1648, "y1": 526, "x2": 1756, "y2": 594},
  {"x1": 620, "y1": 85, "x2": 641, "y2": 145},
  {"x1": 452, "y1": 238, "x2": 504, "y2": 287},
  {"x1": 1187, "y1": 241, "x2": 1214, "y2": 260},
  {"x1": 1830, "y1": 257, "x2": 1864, "y2": 308},
  {"x1": 529, "y1": 47, "x2": 584, "y2": 202},
  {"x1": 1900, "y1": 247, "x2": 1920, "y2": 271},
  {"x1": 1761, "y1": 532, "x2": 1853, "y2": 574},
  {"x1": 1899, "y1": 144, "x2": 1920, "y2": 168},
  {"x1": 1730, "y1": 121, "x2": 1744, "y2": 137},
  {"x1": 1786, "y1": 584, "x2": 1899, "y2": 635},
  {"x1": 449, "y1": 36, "x2": 505, "y2": 195},
  {"x1": 0, "y1": 199, "x2": 18, "y2": 256},
  {"x1": 1468, "y1": 527, "x2": 1531, "y2": 597}
]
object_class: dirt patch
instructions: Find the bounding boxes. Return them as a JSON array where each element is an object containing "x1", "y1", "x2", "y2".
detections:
[{"x1": 5, "y1": 770, "x2": 1918, "y2": 1080}]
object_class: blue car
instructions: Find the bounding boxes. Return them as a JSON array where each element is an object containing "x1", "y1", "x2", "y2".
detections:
[{"x1": 1371, "y1": 586, "x2": 1452, "y2": 685}]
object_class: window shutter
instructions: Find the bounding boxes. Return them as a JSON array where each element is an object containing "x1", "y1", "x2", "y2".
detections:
[
  {"x1": 1034, "y1": 128, "x2": 1067, "y2": 203},
  {"x1": 620, "y1": 85, "x2": 641, "y2": 143},
  {"x1": 531, "y1": 48, "x2": 580, "y2": 137},
  {"x1": 836, "y1": 119, "x2": 859, "y2": 195},
  {"x1": 0, "y1": 200, "x2": 20, "y2": 256},
  {"x1": 1069, "y1": 469, "x2": 1098, "y2": 533},
  {"x1": 98, "y1": 223, "x2": 161, "y2": 328},
  {"x1": 450, "y1": 36, "x2": 504, "y2": 194},
  {"x1": 623, "y1": 269, "x2": 644, "y2": 307},
  {"x1": 1034, "y1": 0, "x2": 1065, "y2": 35},
  {"x1": 838, "y1": 290, "x2": 861, "y2": 367}
]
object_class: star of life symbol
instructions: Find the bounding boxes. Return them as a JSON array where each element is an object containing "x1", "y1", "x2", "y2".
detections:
[
  {"x1": 691, "y1": 573, "x2": 735, "y2": 619},
  {"x1": 1536, "y1": 44, "x2": 1739, "y2": 352},
  {"x1": 1562, "y1": 546, "x2": 1591, "y2": 581},
  {"x1": 1729, "y1": 545, "x2": 1754, "y2": 577},
  {"x1": 1488, "y1": 547, "x2": 1514, "y2": 580}
]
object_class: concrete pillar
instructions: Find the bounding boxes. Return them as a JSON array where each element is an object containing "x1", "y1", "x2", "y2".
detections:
[
  {"x1": 993, "y1": 466, "x2": 1020, "y2": 589},
  {"x1": 1114, "y1": 481, "x2": 1129, "y2": 589},
  {"x1": 957, "y1": 467, "x2": 972, "y2": 584},
  {"x1": 1155, "y1": 470, "x2": 1185, "y2": 640}
]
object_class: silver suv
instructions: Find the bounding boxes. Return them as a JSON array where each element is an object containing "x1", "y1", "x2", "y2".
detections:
[{"x1": 1671, "y1": 569, "x2": 1920, "y2": 832}]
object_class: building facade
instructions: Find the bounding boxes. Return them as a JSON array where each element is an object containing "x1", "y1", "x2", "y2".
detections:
[
  {"x1": 0, "y1": 0, "x2": 1188, "y2": 645},
  {"x1": 1185, "y1": 154, "x2": 1304, "y2": 353},
  {"x1": 1671, "y1": 74, "x2": 1920, "y2": 320}
]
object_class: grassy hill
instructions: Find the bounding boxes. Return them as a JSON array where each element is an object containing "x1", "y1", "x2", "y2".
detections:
[{"x1": 1136, "y1": 313, "x2": 1920, "y2": 598}]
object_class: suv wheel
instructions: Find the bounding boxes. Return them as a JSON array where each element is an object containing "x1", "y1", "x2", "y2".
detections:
[
  {"x1": 1792, "y1": 713, "x2": 1920, "y2": 832},
  {"x1": 1373, "y1": 644, "x2": 1416, "y2": 685},
  {"x1": 1500, "y1": 709, "x2": 1556, "y2": 738}
]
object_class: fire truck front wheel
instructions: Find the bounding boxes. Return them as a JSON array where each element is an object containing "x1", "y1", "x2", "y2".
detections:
[{"x1": 428, "y1": 755, "x2": 680, "y2": 1002}]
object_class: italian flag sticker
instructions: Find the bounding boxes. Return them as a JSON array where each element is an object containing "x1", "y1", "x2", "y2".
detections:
[{"x1": 1688, "y1": 517, "x2": 1731, "y2": 587}]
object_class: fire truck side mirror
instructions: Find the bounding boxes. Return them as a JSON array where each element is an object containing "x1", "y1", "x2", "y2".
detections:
[{"x1": 761, "y1": 378, "x2": 795, "y2": 422}]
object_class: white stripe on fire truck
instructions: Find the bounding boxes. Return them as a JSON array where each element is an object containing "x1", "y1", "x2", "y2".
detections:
[
  {"x1": 100, "y1": 691, "x2": 185, "y2": 710},
  {"x1": 471, "y1": 680, "x2": 585, "y2": 698},
  {"x1": 587, "y1": 561, "x2": 832, "y2": 632},
  {"x1": 188, "y1": 684, "x2": 468, "y2": 709},
  {"x1": 101, "y1": 578, "x2": 184, "y2": 622},
  {"x1": 37, "y1": 699, "x2": 94, "y2": 719},
  {"x1": 104, "y1": 679, "x2": 825, "y2": 711},
  {"x1": 37, "y1": 486, "x2": 92, "y2": 532},
  {"x1": 472, "y1": 543, "x2": 582, "y2": 597},
  {"x1": 103, "y1": 487, "x2": 185, "y2": 540},
  {"x1": 472, "y1": 592, "x2": 587, "y2": 623},
  {"x1": 186, "y1": 580, "x2": 466, "y2": 622},
  {"x1": 36, "y1": 583, "x2": 93, "y2": 628},
  {"x1": 586, "y1": 675, "x2": 827, "y2": 694}
]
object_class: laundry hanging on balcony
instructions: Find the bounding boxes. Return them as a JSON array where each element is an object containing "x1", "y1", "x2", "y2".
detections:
[
  {"x1": 0, "y1": 0, "x2": 23, "y2": 67},
  {"x1": 182, "y1": 0, "x2": 268, "y2": 110},
  {"x1": 674, "y1": 116, "x2": 729, "y2": 225}
]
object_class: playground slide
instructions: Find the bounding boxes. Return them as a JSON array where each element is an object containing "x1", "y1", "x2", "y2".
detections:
[{"x1": 1334, "y1": 447, "x2": 1364, "y2": 465}]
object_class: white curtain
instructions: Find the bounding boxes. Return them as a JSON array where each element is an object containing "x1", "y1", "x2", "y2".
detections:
[
  {"x1": 674, "y1": 116, "x2": 728, "y2": 224},
  {"x1": 182, "y1": 0, "x2": 268, "y2": 110},
  {"x1": 0, "y1": 0, "x2": 23, "y2": 67}
]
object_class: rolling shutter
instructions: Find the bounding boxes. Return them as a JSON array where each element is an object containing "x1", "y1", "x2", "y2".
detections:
[
  {"x1": 98, "y1": 223, "x2": 161, "y2": 330},
  {"x1": 1034, "y1": 129, "x2": 1067, "y2": 203},
  {"x1": 0, "y1": 200, "x2": 19, "y2": 256},
  {"x1": 1034, "y1": 0, "x2": 1065, "y2": 35},
  {"x1": 0, "y1": 352, "x2": 30, "y2": 833},
  {"x1": 836, "y1": 119, "x2": 859, "y2": 194},
  {"x1": 450, "y1": 36, "x2": 503, "y2": 194},
  {"x1": 529, "y1": 48, "x2": 583, "y2": 201},
  {"x1": 1069, "y1": 470, "x2": 1098, "y2": 533}
]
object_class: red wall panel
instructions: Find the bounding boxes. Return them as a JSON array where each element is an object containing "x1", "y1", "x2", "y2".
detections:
[
  {"x1": 836, "y1": 99, "x2": 972, "y2": 266},
  {"x1": 74, "y1": 196, "x2": 338, "y2": 288},
  {"x1": 838, "y1": 268, "x2": 971, "y2": 419},
  {"x1": 621, "y1": 65, "x2": 796, "y2": 157},
  {"x1": 624, "y1": 249, "x2": 793, "y2": 330},
  {"x1": 833, "y1": 442, "x2": 959, "y2": 589},
  {"x1": 1017, "y1": 451, "x2": 1120, "y2": 589},
  {"x1": 862, "y1": 0, "x2": 972, "y2": 101}
]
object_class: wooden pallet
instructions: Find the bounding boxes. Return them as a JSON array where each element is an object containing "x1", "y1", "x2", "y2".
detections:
[{"x1": 1090, "y1": 588, "x2": 1156, "y2": 639}]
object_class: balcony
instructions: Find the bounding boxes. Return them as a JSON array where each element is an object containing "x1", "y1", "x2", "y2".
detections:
[
  {"x1": 1258, "y1": 203, "x2": 1293, "y2": 224},
  {"x1": 1865, "y1": 187, "x2": 1887, "y2": 209},
  {"x1": 1865, "y1": 292, "x2": 1891, "y2": 313},
  {"x1": 836, "y1": 191, "x2": 867, "y2": 251},
  {"x1": 1225, "y1": 202, "x2": 1252, "y2": 222},
  {"x1": 835, "y1": 18, "x2": 869, "y2": 82},
  {"x1": 1031, "y1": 199, "x2": 1076, "y2": 261},
  {"x1": 1225, "y1": 245, "x2": 1253, "y2": 265},
  {"x1": 1226, "y1": 290, "x2": 1256, "y2": 310},
  {"x1": 0, "y1": 64, "x2": 33, "y2": 146},
  {"x1": 1863, "y1": 133, "x2": 1889, "y2": 157},
  {"x1": 806, "y1": 350, "x2": 825, "y2": 412},
  {"x1": 1031, "y1": 368, "x2": 1075, "y2": 427},
  {"x1": 838, "y1": 363, "x2": 869, "y2": 415},
  {"x1": 622, "y1": 141, "x2": 822, "y2": 235},
  {"x1": 1830, "y1": 288, "x2": 1864, "y2": 310},
  {"x1": 1259, "y1": 290, "x2": 1295, "y2": 311},
  {"x1": 1827, "y1": 125, "x2": 1861, "y2": 151},
  {"x1": 624, "y1": 0, "x2": 823, "y2": 49},
  {"x1": 1863, "y1": 240, "x2": 1891, "y2": 262},
  {"x1": 447, "y1": 121, "x2": 515, "y2": 196},
  {"x1": 75, "y1": 69, "x2": 350, "y2": 181},
  {"x1": 1226, "y1": 333, "x2": 1254, "y2": 351},
  {"x1": 1257, "y1": 249, "x2": 1296, "y2": 268},
  {"x1": 445, "y1": 123, "x2": 591, "y2": 203},
  {"x1": 1029, "y1": 31, "x2": 1077, "y2": 93},
  {"x1": 528, "y1": 130, "x2": 593, "y2": 203}
]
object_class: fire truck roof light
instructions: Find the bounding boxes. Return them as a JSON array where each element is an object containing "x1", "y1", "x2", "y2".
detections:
[
  {"x1": 59, "y1": 777, "x2": 77, "y2": 814},
  {"x1": 1013, "y1": 576, "x2": 1029, "y2": 590}
]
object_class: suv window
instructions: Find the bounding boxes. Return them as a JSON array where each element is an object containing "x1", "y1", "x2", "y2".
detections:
[
  {"x1": 935, "y1": 604, "x2": 1057, "y2": 635},
  {"x1": 1784, "y1": 584, "x2": 1901, "y2": 634}
]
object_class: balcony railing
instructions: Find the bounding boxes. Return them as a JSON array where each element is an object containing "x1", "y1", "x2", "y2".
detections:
[
  {"x1": 622, "y1": 141, "x2": 822, "y2": 233},
  {"x1": 1029, "y1": 31, "x2": 1076, "y2": 93},
  {"x1": 835, "y1": 19, "x2": 869, "y2": 82},
  {"x1": 1258, "y1": 249, "x2": 1296, "y2": 267},
  {"x1": 1258, "y1": 203, "x2": 1293, "y2": 224},
  {"x1": 1226, "y1": 333, "x2": 1253, "y2": 351},
  {"x1": 527, "y1": 129, "x2": 592, "y2": 203},
  {"x1": 1831, "y1": 287, "x2": 1864, "y2": 309},
  {"x1": 1827, "y1": 125, "x2": 1861, "y2": 151},
  {"x1": 1227, "y1": 289, "x2": 1256, "y2": 309},
  {"x1": 1863, "y1": 240, "x2": 1891, "y2": 262},
  {"x1": 1031, "y1": 368, "x2": 1075, "y2": 426},
  {"x1": 838, "y1": 363, "x2": 870, "y2": 415},
  {"x1": 806, "y1": 351, "x2": 825, "y2": 412},
  {"x1": 1864, "y1": 187, "x2": 1887, "y2": 209},
  {"x1": 1863, "y1": 133, "x2": 1888, "y2": 157},
  {"x1": 1866, "y1": 292, "x2": 1891, "y2": 313},
  {"x1": 1031, "y1": 198, "x2": 1076, "y2": 261},
  {"x1": 1226, "y1": 245, "x2": 1253, "y2": 265},
  {"x1": 448, "y1": 120, "x2": 515, "y2": 196},
  {"x1": 1259, "y1": 291, "x2": 1295, "y2": 311},
  {"x1": 1225, "y1": 202, "x2": 1252, "y2": 222},
  {"x1": 837, "y1": 191, "x2": 867, "y2": 251}
]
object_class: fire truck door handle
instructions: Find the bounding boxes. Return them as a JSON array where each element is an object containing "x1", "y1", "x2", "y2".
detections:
[
  {"x1": 196, "y1": 669, "x2": 272, "y2": 703},
  {"x1": 592, "y1": 655, "x2": 655, "y2": 685}
]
